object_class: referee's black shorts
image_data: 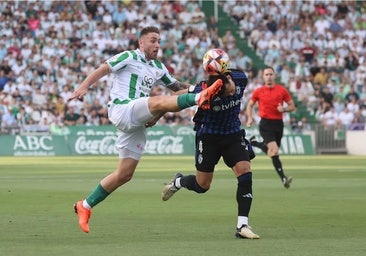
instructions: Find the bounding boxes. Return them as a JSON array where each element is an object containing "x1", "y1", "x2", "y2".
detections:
[
  {"x1": 195, "y1": 130, "x2": 251, "y2": 172},
  {"x1": 259, "y1": 118, "x2": 284, "y2": 146}
]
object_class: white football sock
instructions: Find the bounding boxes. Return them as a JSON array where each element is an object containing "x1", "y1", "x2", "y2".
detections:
[
  {"x1": 174, "y1": 177, "x2": 182, "y2": 188},
  {"x1": 83, "y1": 200, "x2": 92, "y2": 209},
  {"x1": 194, "y1": 93, "x2": 200, "y2": 104},
  {"x1": 237, "y1": 216, "x2": 248, "y2": 229}
]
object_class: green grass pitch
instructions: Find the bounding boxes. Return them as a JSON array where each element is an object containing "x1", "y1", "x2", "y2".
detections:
[{"x1": 1, "y1": 155, "x2": 365, "y2": 256}]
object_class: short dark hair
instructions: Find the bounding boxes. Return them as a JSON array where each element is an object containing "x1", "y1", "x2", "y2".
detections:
[
  {"x1": 264, "y1": 66, "x2": 275, "y2": 72},
  {"x1": 140, "y1": 26, "x2": 160, "y2": 38},
  {"x1": 206, "y1": 74, "x2": 230, "y2": 96},
  {"x1": 207, "y1": 74, "x2": 229, "y2": 87}
]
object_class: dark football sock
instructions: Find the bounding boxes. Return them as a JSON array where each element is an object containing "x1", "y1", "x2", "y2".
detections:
[
  {"x1": 271, "y1": 155, "x2": 285, "y2": 180},
  {"x1": 180, "y1": 175, "x2": 207, "y2": 193},
  {"x1": 251, "y1": 140, "x2": 268, "y2": 154},
  {"x1": 236, "y1": 172, "x2": 253, "y2": 217}
]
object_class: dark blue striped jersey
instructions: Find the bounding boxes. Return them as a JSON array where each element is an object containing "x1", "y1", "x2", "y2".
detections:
[{"x1": 193, "y1": 69, "x2": 248, "y2": 136}]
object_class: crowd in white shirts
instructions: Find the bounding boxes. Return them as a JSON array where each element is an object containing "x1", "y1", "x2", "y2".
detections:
[{"x1": 0, "y1": 1, "x2": 365, "y2": 136}]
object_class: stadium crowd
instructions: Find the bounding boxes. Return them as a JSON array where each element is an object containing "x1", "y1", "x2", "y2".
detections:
[
  {"x1": 0, "y1": 0, "x2": 365, "y2": 136},
  {"x1": 223, "y1": 0, "x2": 366, "y2": 131}
]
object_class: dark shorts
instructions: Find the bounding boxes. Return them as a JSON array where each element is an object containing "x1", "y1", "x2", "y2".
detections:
[
  {"x1": 195, "y1": 130, "x2": 251, "y2": 172},
  {"x1": 259, "y1": 118, "x2": 284, "y2": 146}
]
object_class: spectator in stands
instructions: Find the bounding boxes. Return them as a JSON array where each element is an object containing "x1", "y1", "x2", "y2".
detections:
[
  {"x1": 32, "y1": 87, "x2": 47, "y2": 107},
  {"x1": 291, "y1": 117, "x2": 311, "y2": 135},
  {"x1": 64, "y1": 106, "x2": 80, "y2": 126},
  {"x1": 255, "y1": 34, "x2": 268, "y2": 58},
  {"x1": 346, "y1": 96, "x2": 360, "y2": 114},
  {"x1": 16, "y1": 106, "x2": 31, "y2": 127},
  {"x1": 231, "y1": 1, "x2": 246, "y2": 24},
  {"x1": 309, "y1": 58, "x2": 321, "y2": 78},
  {"x1": 345, "y1": 87, "x2": 360, "y2": 103},
  {"x1": 344, "y1": 50, "x2": 359, "y2": 78},
  {"x1": 95, "y1": 87, "x2": 109, "y2": 105},
  {"x1": 27, "y1": 14, "x2": 40, "y2": 37},
  {"x1": 87, "y1": 109, "x2": 101, "y2": 126},
  {"x1": 37, "y1": 117, "x2": 50, "y2": 133},
  {"x1": 222, "y1": 29, "x2": 236, "y2": 50},
  {"x1": 336, "y1": 2, "x2": 350, "y2": 19},
  {"x1": 76, "y1": 108, "x2": 88, "y2": 125},
  {"x1": 1, "y1": 106, "x2": 17, "y2": 130},
  {"x1": 265, "y1": 43, "x2": 281, "y2": 67},
  {"x1": 314, "y1": 67, "x2": 329, "y2": 86},
  {"x1": 337, "y1": 107, "x2": 354, "y2": 128},
  {"x1": 333, "y1": 95, "x2": 345, "y2": 114},
  {"x1": 329, "y1": 16, "x2": 343, "y2": 35},
  {"x1": 280, "y1": 64, "x2": 292, "y2": 85},
  {"x1": 291, "y1": 33, "x2": 305, "y2": 51},
  {"x1": 297, "y1": 76, "x2": 315, "y2": 107},
  {"x1": 248, "y1": 24, "x2": 262, "y2": 50},
  {"x1": 59, "y1": 85, "x2": 72, "y2": 103},
  {"x1": 0, "y1": 59, "x2": 12, "y2": 75},
  {"x1": 294, "y1": 57, "x2": 310, "y2": 78},
  {"x1": 191, "y1": 6, "x2": 206, "y2": 25},
  {"x1": 354, "y1": 62, "x2": 366, "y2": 93},
  {"x1": 320, "y1": 105, "x2": 338, "y2": 127},
  {"x1": 314, "y1": 15, "x2": 330, "y2": 35},
  {"x1": 0, "y1": 42, "x2": 7, "y2": 60},
  {"x1": 349, "y1": 108, "x2": 365, "y2": 130},
  {"x1": 0, "y1": 70, "x2": 9, "y2": 92},
  {"x1": 49, "y1": 116, "x2": 66, "y2": 135},
  {"x1": 238, "y1": 11, "x2": 255, "y2": 39},
  {"x1": 0, "y1": 0, "x2": 364, "y2": 132},
  {"x1": 2, "y1": 79, "x2": 16, "y2": 95},
  {"x1": 266, "y1": 15, "x2": 278, "y2": 34},
  {"x1": 298, "y1": 116, "x2": 312, "y2": 133},
  {"x1": 300, "y1": 41, "x2": 317, "y2": 65},
  {"x1": 234, "y1": 50, "x2": 252, "y2": 72},
  {"x1": 321, "y1": 85, "x2": 334, "y2": 106}
]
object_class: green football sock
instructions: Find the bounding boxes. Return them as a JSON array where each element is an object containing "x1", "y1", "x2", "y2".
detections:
[
  {"x1": 177, "y1": 93, "x2": 196, "y2": 109},
  {"x1": 85, "y1": 183, "x2": 110, "y2": 208}
]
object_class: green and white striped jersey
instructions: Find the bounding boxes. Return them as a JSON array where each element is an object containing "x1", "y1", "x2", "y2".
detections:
[{"x1": 106, "y1": 48, "x2": 177, "y2": 102}]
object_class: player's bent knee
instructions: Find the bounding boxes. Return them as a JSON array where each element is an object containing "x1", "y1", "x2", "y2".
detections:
[
  {"x1": 195, "y1": 181, "x2": 209, "y2": 193},
  {"x1": 148, "y1": 96, "x2": 165, "y2": 112},
  {"x1": 267, "y1": 148, "x2": 278, "y2": 157},
  {"x1": 196, "y1": 186, "x2": 208, "y2": 193}
]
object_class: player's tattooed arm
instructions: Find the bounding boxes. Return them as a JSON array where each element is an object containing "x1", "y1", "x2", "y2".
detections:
[{"x1": 167, "y1": 81, "x2": 190, "y2": 92}]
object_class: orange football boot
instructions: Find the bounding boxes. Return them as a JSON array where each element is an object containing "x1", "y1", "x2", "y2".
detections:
[
  {"x1": 74, "y1": 200, "x2": 91, "y2": 233},
  {"x1": 197, "y1": 79, "x2": 223, "y2": 110}
]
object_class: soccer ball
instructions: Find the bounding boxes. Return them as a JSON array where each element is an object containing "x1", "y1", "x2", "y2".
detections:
[{"x1": 202, "y1": 48, "x2": 230, "y2": 75}]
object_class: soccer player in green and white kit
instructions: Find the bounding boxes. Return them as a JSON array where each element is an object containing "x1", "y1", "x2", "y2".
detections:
[{"x1": 69, "y1": 26, "x2": 223, "y2": 233}]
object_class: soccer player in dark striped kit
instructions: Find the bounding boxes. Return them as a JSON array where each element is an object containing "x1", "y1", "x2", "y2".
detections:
[{"x1": 162, "y1": 67, "x2": 259, "y2": 239}]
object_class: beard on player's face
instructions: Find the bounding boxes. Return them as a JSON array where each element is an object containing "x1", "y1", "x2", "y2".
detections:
[{"x1": 140, "y1": 34, "x2": 160, "y2": 61}]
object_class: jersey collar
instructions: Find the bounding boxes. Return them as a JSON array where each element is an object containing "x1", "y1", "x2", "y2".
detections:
[{"x1": 136, "y1": 48, "x2": 147, "y2": 62}]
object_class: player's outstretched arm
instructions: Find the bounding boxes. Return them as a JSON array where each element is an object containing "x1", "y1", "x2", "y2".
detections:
[
  {"x1": 167, "y1": 81, "x2": 191, "y2": 95},
  {"x1": 68, "y1": 63, "x2": 111, "y2": 102}
]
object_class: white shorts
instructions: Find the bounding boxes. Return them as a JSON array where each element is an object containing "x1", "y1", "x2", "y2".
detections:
[
  {"x1": 107, "y1": 98, "x2": 154, "y2": 159},
  {"x1": 115, "y1": 128, "x2": 146, "y2": 160},
  {"x1": 108, "y1": 97, "x2": 153, "y2": 132}
]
